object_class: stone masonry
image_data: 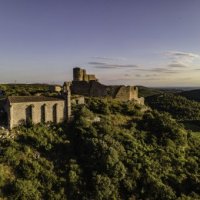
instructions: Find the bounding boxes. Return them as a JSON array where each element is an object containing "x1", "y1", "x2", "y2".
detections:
[
  {"x1": 2, "y1": 67, "x2": 144, "y2": 129},
  {"x1": 73, "y1": 67, "x2": 97, "y2": 82},
  {"x1": 71, "y1": 67, "x2": 144, "y2": 104},
  {"x1": 6, "y1": 96, "x2": 67, "y2": 130}
]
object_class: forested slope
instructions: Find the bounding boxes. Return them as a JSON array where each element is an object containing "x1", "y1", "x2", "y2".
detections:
[
  {"x1": 0, "y1": 98, "x2": 200, "y2": 200},
  {"x1": 180, "y1": 89, "x2": 200, "y2": 102},
  {"x1": 146, "y1": 93, "x2": 200, "y2": 121}
]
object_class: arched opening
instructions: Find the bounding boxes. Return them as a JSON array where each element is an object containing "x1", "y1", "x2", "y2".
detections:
[
  {"x1": 26, "y1": 105, "x2": 33, "y2": 125},
  {"x1": 41, "y1": 104, "x2": 46, "y2": 123},
  {"x1": 53, "y1": 104, "x2": 57, "y2": 123}
]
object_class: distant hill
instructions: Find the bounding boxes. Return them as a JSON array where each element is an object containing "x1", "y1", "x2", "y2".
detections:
[
  {"x1": 137, "y1": 86, "x2": 163, "y2": 97},
  {"x1": 146, "y1": 93, "x2": 200, "y2": 121},
  {"x1": 180, "y1": 89, "x2": 200, "y2": 102},
  {"x1": 137, "y1": 86, "x2": 182, "y2": 98}
]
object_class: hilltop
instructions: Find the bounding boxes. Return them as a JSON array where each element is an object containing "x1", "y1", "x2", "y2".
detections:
[{"x1": 179, "y1": 89, "x2": 200, "y2": 102}]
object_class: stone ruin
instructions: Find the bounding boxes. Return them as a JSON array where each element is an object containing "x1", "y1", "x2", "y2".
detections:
[
  {"x1": 71, "y1": 67, "x2": 144, "y2": 104},
  {"x1": 1, "y1": 67, "x2": 144, "y2": 130}
]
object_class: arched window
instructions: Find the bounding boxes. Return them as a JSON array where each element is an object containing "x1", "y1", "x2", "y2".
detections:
[
  {"x1": 53, "y1": 104, "x2": 57, "y2": 123},
  {"x1": 41, "y1": 104, "x2": 46, "y2": 123},
  {"x1": 26, "y1": 105, "x2": 33, "y2": 124}
]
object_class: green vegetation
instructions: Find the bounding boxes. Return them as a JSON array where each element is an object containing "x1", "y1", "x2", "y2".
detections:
[
  {"x1": 0, "y1": 84, "x2": 49, "y2": 97},
  {"x1": 0, "y1": 98, "x2": 199, "y2": 199},
  {"x1": 146, "y1": 93, "x2": 200, "y2": 138},
  {"x1": 0, "y1": 123, "x2": 69, "y2": 199},
  {"x1": 137, "y1": 86, "x2": 163, "y2": 98},
  {"x1": 146, "y1": 93, "x2": 200, "y2": 121},
  {"x1": 180, "y1": 89, "x2": 200, "y2": 102}
]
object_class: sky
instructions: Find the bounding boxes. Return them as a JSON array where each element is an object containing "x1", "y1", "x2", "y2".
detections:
[{"x1": 0, "y1": 0, "x2": 200, "y2": 87}]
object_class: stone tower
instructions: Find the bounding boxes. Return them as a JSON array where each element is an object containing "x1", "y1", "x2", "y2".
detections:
[
  {"x1": 73, "y1": 67, "x2": 97, "y2": 82},
  {"x1": 63, "y1": 82, "x2": 71, "y2": 122},
  {"x1": 73, "y1": 67, "x2": 84, "y2": 81}
]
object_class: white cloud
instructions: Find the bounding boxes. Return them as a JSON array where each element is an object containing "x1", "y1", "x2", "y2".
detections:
[
  {"x1": 90, "y1": 56, "x2": 126, "y2": 61},
  {"x1": 166, "y1": 51, "x2": 199, "y2": 58},
  {"x1": 167, "y1": 63, "x2": 188, "y2": 68},
  {"x1": 165, "y1": 50, "x2": 200, "y2": 65},
  {"x1": 135, "y1": 67, "x2": 180, "y2": 74},
  {"x1": 88, "y1": 61, "x2": 139, "y2": 69}
]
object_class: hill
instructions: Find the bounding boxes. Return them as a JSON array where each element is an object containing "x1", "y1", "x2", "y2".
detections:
[
  {"x1": 146, "y1": 93, "x2": 200, "y2": 121},
  {"x1": 180, "y1": 89, "x2": 200, "y2": 102},
  {"x1": 137, "y1": 86, "x2": 182, "y2": 98},
  {"x1": 0, "y1": 98, "x2": 200, "y2": 199},
  {"x1": 137, "y1": 86, "x2": 162, "y2": 97},
  {"x1": 146, "y1": 93, "x2": 200, "y2": 138}
]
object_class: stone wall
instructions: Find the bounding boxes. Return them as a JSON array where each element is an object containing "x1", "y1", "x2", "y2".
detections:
[
  {"x1": 115, "y1": 86, "x2": 132, "y2": 101},
  {"x1": 115, "y1": 86, "x2": 138, "y2": 101},
  {"x1": 71, "y1": 81, "x2": 120, "y2": 98},
  {"x1": 71, "y1": 96, "x2": 85, "y2": 105},
  {"x1": 71, "y1": 81, "x2": 91, "y2": 96},
  {"x1": 71, "y1": 67, "x2": 144, "y2": 104},
  {"x1": 85, "y1": 74, "x2": 97, "y2": 82},
  {"x1": 115, "y1": 86, "x2": 144, "y2": 103},
  {"x1": 7, "y1": 100, "x2": 65, "y2": 129},
  {"x1": 49, "y1": 85, "x2": 62, "y2": 92},
  {"x1": 71, "y1": 80, "x2": 144, "y2": 104},
  {"x1": 89, "y1": 81, "x2": 120, "y2": 97}
]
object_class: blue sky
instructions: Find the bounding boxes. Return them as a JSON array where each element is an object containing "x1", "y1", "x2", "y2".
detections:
[{"x1": 0, "y1": 0, "x2": 200, "y2": 86}]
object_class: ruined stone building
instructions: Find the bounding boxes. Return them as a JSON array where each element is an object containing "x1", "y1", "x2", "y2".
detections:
[
  {"x1": 6, "y1": 96, "x2": 65, "y2": 130},
  {"x1": 49, "y1": 85, "x2": 62, "y2": 93},
  {"x1": 73, "y1": 67, "x2": 97, "y2": 82},
  {"x1": 5, "y1": 82, "x2": 71, "y2": 130},
  {"x1": 2, "y1": 68, "x2": 144, "y2": 129},
  {"x1": 71, "y1": 67, "x2": 144, "y2": 104}
]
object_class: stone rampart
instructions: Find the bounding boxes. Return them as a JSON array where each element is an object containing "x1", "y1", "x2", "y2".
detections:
[{"x1": 71, "y1": 80, "x2": 143, "y2": 103}]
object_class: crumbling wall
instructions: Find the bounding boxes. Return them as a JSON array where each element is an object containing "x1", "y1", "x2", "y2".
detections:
[
  {"x1": 115, "y1": 86, "x2": 130, "y2": 101},
  {"x1": 114, "y1": 86, "x2": 138, "y2": 101},
  {"x1": 89, "y1": 81, "x2": 120, "y2": 97},
  {"x1": 71, "y1": 81, "x2": 91, "y2": 96},
  {"x1": 71, "y1": 67, "x2": 144, "y2": 104},
  {"x1": 72, "y1": 81, "x2": 121, "y2": 98},
  {"x1": 49, "y1": 85, "x2": 62, "y2": 92},
  {"x1": 7, "y1": 100, "x2": 65, "y2": 129},
  {"x1": 130, "y1": 86, "x2": 138, "y2": 99},
  {"x1": 71, "y1": 96, "x2": 85, "y2": 105},
  {"x1": 87, "y1": 74, "x2": 97, "y2": 81},
  {"x1": 137, "y1": 97, "x2": 145, "y2": 105}
]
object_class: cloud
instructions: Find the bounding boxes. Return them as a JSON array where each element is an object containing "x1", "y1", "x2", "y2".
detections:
[
  {"x1": 166, "y1": 51, "x2": 199, "y2": 58},
  {"x1": 88, "y1": 62, "x2": 105, "y2": 65},
  {"x1": 165, "y1": 51, "x2": 200, "y2": 64},
  {"x1": 145, "y1": 74, "x2": 158, "y2": 77},
  {"x1": 167, "y1": 63, "x2": 188, "y2": 68},
  {"x1": 124, "y1": 74, "x2": 131, "y2": 77},
  {"x1": 142, "y1": 78, "x2": 163, "y2": 81},
  {"x1": 135, "y1": 68, "x2": 180, "y2": 74},
  {"x1": 88, "y1": 61, "x2": 139, "y2": 69},
  {"x1": 90, "y1": 56, "x2": 126, "y2": 61}
]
